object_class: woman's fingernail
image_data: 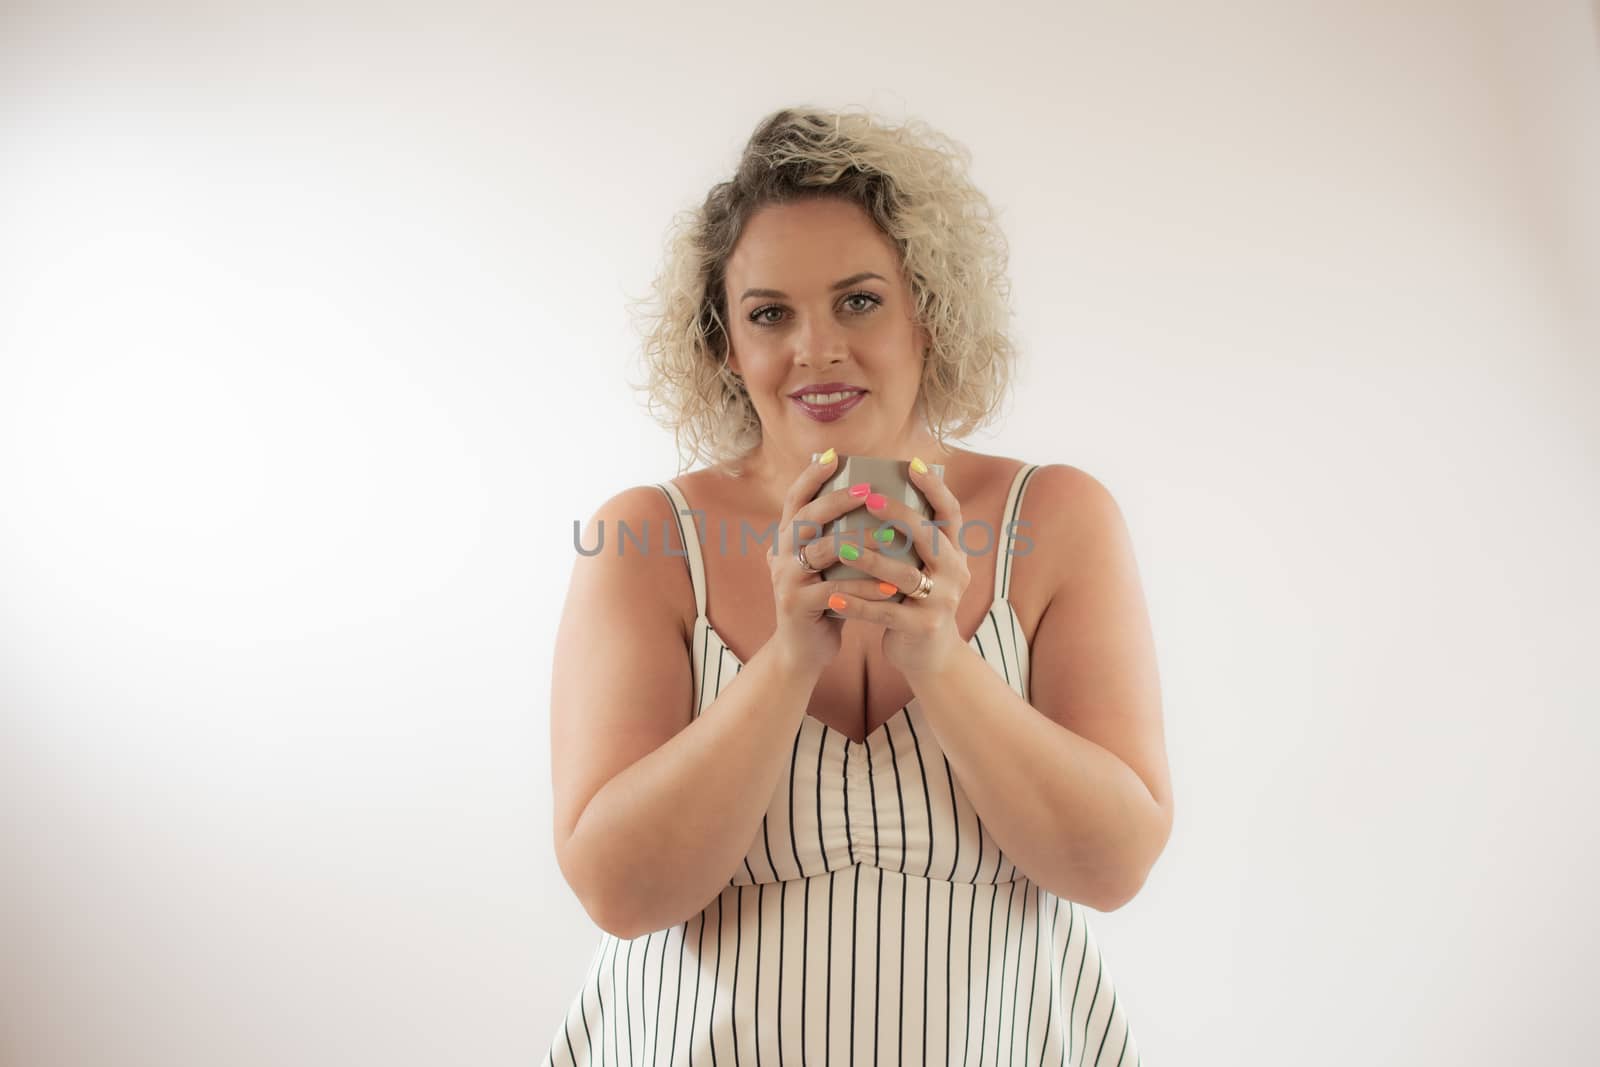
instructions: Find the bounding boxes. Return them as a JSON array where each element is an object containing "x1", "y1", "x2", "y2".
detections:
[
  {"x1": 817, "y1": 447, "x2": 836, "y2": 465},
  {"x1": 866, "y1": 492, "x2": 887, "y2": 511},
  {"x1": 910, "y1": 456, "x2": 928, "y2": 475},
  {"x1": 848, "y1": 482, "x2": 871, "y2": 498},
  {"x1": 873, "y1": 526, "x2": 894, "y2": 543},
  {"x1": 877, "y1": 581, "x2": 897, "y2": 596},
  {"x1": 839, "y1": 543, "x2": 861, "y2": 561},
  {"x1": 828, "y1": 593, "x2": 848, "y2": 612}
]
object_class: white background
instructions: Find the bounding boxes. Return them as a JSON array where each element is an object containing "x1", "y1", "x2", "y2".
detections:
[{"x1": 2, "y1": 2, "x2": 1597, "y2": 1064}]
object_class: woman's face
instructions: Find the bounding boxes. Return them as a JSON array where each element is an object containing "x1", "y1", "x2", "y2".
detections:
[{"x1": 722, "y1": 198, "x2": 930, "y2": 459}]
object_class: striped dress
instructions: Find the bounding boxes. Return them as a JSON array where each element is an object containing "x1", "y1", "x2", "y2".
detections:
[{"x1": 541, "y1": 462, "x2": 1142, "y2": 1066}]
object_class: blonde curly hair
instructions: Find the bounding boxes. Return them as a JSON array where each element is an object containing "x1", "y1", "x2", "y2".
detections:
[{"x1": 627, "y1": 105, "x2": 1018, "y2": 476}]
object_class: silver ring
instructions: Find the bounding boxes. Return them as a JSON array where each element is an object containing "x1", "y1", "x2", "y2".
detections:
[
  {"x1": 906, "y1": 571, "x2": 934, "y2": 600},
  {"x1": 795, "y1": 538, "x2": 823, "y2": 574}
]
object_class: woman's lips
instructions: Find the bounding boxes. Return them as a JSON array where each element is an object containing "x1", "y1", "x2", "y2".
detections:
[{"x1": 791, "y1": 391, "x2": 866, "y2": 422}]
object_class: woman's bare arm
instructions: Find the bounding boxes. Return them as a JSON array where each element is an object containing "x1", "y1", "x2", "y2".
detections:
[{"x1": 550, "y1": 486, "x2": 823, "y2": 939}]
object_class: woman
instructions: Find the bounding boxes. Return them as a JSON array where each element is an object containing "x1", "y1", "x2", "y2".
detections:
[{"x1": 543, "y1": 106, "x2": 1171, "y2": 1066}]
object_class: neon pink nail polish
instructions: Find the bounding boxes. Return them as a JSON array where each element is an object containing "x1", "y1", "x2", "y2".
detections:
[{"x1": 866, "y1": 493, "x2": 887, "y2": 511}]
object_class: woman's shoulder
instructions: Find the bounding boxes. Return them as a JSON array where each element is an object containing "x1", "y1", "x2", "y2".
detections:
[
  {"x1": 939, "y1": 451, "x2": 1123, "y2": 615},
  {"x1": 1002, "y1": 459, "x2": 1135, "y2": 589},
  {"x1": 1011, "y1": 458, "x2": 1116, "y2": 503},
  {"x1": 995, "y1": 456, "x2": 1126, "y2": 533},
  {"x1": 656, "y1": 467, "x2": 741, "y2": 527},
  {"x1": 569, "y1": 480, "x2": 704, "y2": 641},
  {"x1": 957, "y1": 449, "x2": 1101, "y2": 509}
]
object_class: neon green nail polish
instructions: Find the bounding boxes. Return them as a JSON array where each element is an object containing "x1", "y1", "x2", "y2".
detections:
[
  {"x1": 839, "y1": 543, "x2": 861, "y2": 561},
  {"x1": 873, "y1": 526, "x2": 895, "y2": 543}
]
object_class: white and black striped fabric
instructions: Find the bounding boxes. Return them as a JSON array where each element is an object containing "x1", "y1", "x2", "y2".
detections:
[{"x1": 541, "y1": 463, "x2": 1141, "y2": 1066}]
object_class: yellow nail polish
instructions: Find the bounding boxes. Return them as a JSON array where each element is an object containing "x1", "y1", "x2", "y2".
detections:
[
  {"x1": 818, "y1": 447, "x2": 836, "y2": 465},
  {"x1": 910, "y1": 456, "x2": 928, "y2": 475}
]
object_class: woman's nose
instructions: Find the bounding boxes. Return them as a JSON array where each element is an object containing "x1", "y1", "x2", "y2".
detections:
[{"x1": 793, "y1": 316, "x2": 848, "y2": 367}]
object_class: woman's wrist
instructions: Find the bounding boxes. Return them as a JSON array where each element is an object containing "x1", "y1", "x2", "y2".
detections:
[{"x1": 762, "y1": 637, "x2": 827, "y2": 690}]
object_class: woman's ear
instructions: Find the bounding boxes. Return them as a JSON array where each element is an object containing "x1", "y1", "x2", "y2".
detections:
[{"x1": 721, "y1": 349, "x2": 745, "y2": 391}]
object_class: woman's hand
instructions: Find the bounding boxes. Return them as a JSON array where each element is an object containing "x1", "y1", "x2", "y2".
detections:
[
  {"x1": 768, "y1": 451, "x2": 900, "y2": 678},
  {"x1": 823, "y1": 461, "x2": 973, "y2": 678}
]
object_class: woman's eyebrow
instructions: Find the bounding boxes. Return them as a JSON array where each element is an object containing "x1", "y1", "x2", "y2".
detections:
[{"x1": 739, "y1": 271, "x2": 887, "y2": 302}]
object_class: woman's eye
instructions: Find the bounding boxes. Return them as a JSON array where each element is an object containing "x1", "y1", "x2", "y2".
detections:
[{"x1": 749, "y1": 292, "x2": 881, "y2": 327}]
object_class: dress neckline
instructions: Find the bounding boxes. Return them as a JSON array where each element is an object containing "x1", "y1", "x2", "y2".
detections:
[
  {"x1": 697, "y1": 594, "x2": 1029, "y2": 750},
  {"x1": 661, "y1": 461, "x2": 1041, "y2": 750}
]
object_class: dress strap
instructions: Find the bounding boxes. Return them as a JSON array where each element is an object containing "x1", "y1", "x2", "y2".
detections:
[
  {"x1": 654, "y1": 481, "x2": 707, "y2": 621},
  {"x1": 996, "y1": 463, "x2": 1043, "y2": 602}
]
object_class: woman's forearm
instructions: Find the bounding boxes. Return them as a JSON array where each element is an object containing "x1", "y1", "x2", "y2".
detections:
[
  {"x1": 562, "y1": 639, "x2": 822, "y2": 939},
  {"x1": 906, "y1": 642, "x2": 1169, "y2": 911}
]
